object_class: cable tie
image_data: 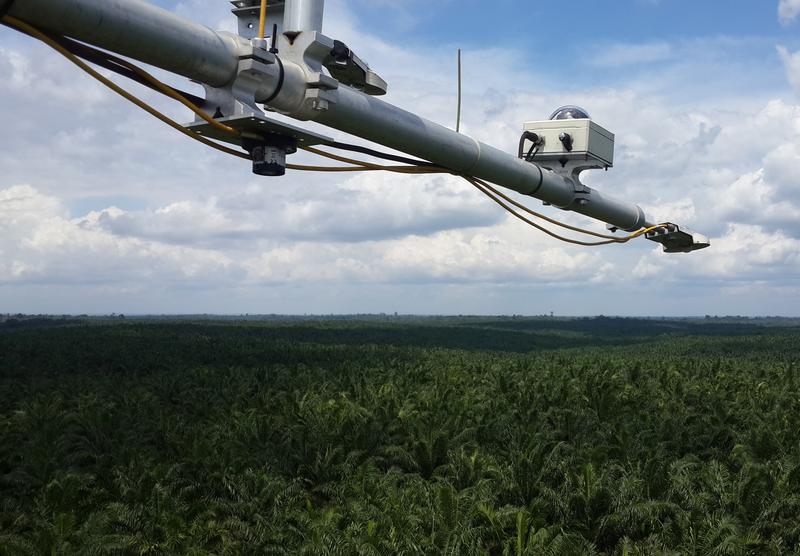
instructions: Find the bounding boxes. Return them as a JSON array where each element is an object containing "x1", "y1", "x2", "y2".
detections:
[{"x1": 261, "y1": 55, "x2": 284, "y2": 105}]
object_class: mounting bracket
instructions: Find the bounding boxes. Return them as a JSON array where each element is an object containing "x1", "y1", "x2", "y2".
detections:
[
  {"x1": 230, "y1": 0, "x2": 285, "y2": 40},
  {"x1": 186, "y1": 112, "x2": 333, "y2": 148},
  {"x1": 645, "y1": 224, "x2": 710, "y2": 253}
]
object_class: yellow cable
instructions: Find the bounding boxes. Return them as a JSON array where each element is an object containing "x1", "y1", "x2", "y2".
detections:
[
  {"x1": 3, "y1": 16, "x2": 390, "y2": 172},
  {"x1": 3, "y1": 14, "x2": 668, "y2": 246},
  {"x1": 4, "y1": 16, "x2": 436, "y2": 174},
  {"x1": 471, "y1": 177, "x2": 669, "y2": 241},
  {"x1": 467, "y1": 176, "x2": 669, "y2": 245},
  {"x1": 471, "y1": 177, "x2": 624, "y2": 240},
  {"x1": 465, "y1": 177, "x2": 622, "y2": 247},
  {"x1": 300, "y1": 146, "x2": 447, "y2": 174},
  {"x1": 258, "y1": 0, "x2": 268, "y2": 39},
  {"x1": 5, "y1": 15, "x2": 239, "y2": 138},
  {"x1": 297, "y1": 149, "x2": 667, "y2": 246},
  {"x1": 628, "y1": 224, "x2": 667, "y2": 239},
  {"x1": 104, "y1": 55, "x2": 239, "y2": 137},
  {"x1": 301, "y1": 148, "x2": 665, "y2": 241},
  {"x1": 3, "y1": 15, "x2": 249, "y2": 161},
  {"x1": 287, "y1": 164, "x2": 385, "y2": 172}
]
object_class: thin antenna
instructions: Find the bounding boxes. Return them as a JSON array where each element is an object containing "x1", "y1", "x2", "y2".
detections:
[
  {"x1": 456, "y1": 48, "x2": 462, "y2": 133},
  {"x1": 270, "y1": 23, "x2": 279, "y2": 53}
]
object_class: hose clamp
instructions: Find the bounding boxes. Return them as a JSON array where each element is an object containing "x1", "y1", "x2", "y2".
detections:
[{"x1": 261, "y1": 56, "x2": 284, "y2": 105}]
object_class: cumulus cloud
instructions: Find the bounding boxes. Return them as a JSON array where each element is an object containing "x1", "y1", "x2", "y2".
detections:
[
  {"x1": 0, "y1": 184, "x2": 615, "y2": 292},
  {"x1": 716, "y1": 170, "x2": 800, "y2": 230},
  {"x1": 779, "y1": 0, "x2": 800, "y2": 24},
  {"x1": 634, "y1": 224, "x2": 800, "y2": 280},
  {"x1": 777, "y1": 46, "x2": 800, "y2": 92},
  {"x1": 1, "y1": 0, "x2": 799, "y2": 314},
  {"x1": 0, "y1": 185, "x2": 237, "y2": 286},
  {"x1": 78, "y1": 172, "x2": 502, "y2": 245},
  {"x1": 589, "y1": 42, "x2": 673, "y2": 68}
]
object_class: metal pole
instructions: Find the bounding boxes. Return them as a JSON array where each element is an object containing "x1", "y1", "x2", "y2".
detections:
[
  {"x1": 6, "y1": 0, "x2": 650, "y2": 231},
  {"x1": 456, "y1": 49, "x2": 462, "y2": 133},
  {"x1": 6, "y1": 0, "x2": 244, "y2": 87},
  {"x1": 284, "y1": 0, "x2": 325, "y2": 34},
  {"x1": 310, "y1": 86, "x2": 648, "y2": 230}
]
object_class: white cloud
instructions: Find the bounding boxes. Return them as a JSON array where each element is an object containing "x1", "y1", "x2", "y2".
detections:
[
  {"x1": 0, "y1": 184, "x2": 616, "y2": 293},
  {"x1": 716, "y1": 169, "x2": 800, "y2": 229},
  {"x1": 0, "y1": 186, "x2": 236, "y2": 286},
  {"x1": 79, "y1": 172, "x2": 502, "y2": 245},
  {"x1": 0, "y1": 47, "x2": 32, "y2": 88},
  {"x1": 589, "y1": 42, "x2": 673, "y2": 68},
  {"x1": 377, "y1": 229, "x2": 604, "y2": 284},
  {"x1": 779, "y1": 0, "x2": 800, "y2": 24},
  {"x1": 1, "y1": 1, "x2": 799, "y2": 315},
  {"x1": 777, "y1": 46, "x2": 800, "y2": 92},
  {"x1": 634, "y1": 223, "x2": 800, "y2": 281}
]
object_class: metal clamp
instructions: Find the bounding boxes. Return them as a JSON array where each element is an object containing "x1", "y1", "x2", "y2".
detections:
[
  {"x1": 323, "y1": 40, "x2": 387, "y2": 96},
  {"x1": 230, "y1": 0, "x2": 285, "y2": 40},
  {"x1": 645, "y1": 224, "x2": 710, "y2": 253}
]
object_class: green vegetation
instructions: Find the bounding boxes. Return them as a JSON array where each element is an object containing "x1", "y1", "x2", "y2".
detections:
[{"x1": 1, "y1": 317, "x2": 800, "y2": 555}]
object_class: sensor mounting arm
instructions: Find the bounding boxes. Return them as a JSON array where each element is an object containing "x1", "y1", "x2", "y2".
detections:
[{"x1": 2, "y1": 0, "x2": 709, "y2": 252}]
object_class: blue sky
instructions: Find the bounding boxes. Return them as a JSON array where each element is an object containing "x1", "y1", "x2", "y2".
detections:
[
  {"x1": 0, "y1": 0, "x2": 799, "y2": 315},
  {"x1": 365, "y1": 0, "x2": 800, "y2": 92},
  {"x1": 359, "y1": 0, "x2": 793, "y2": 44}
]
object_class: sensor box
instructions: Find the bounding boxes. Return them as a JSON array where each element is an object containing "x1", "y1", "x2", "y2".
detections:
[{"x1": 522, "y1": 119, "x2": 614, "y2": 169}]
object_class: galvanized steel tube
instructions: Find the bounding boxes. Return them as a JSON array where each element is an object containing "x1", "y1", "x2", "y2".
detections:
[
  {"x1": 7, "y1": 0, "x2": 650, "y2": 231},
  {"x1": 7, "y1": 0, "x2": 243, "y2": 87},
  {"x1": 284, "y1": 0, "x2": 325, "y2": 34},
  {"x1": 310, "y1": 86, "x2": 649, "y2": 230}
]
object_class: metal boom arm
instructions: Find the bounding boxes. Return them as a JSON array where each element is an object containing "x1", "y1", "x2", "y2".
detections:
[{"x1": 4, "y1": 0, "x2": 709, "y2": 251}]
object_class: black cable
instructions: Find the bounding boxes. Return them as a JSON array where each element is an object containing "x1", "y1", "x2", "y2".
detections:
[
  {"x1": 269, "y1": 23, "x2": 279, "y2": 54},
  {"x1": 61, "y1": 37, "x2": 206, "y2": 106},
  {"x1": 5, "y1": 22, "x2": 207, "y2": 105},
  {"x1": 518, "y1": 131, "x2": 540, "y2": 161},
  {"x1": 63, "y1": 38, "x2": 206, "y2": 105},
  {"x1": 525, "y1": 143, "x2": 539, "y2": 162},
  {"x1": 262, "y1": 56, "x2": 284, "y2": 105},
  {"x1": 6, "y1": 16, "x2": 443, "y2": 172},
  {"x1": 327, "y1": 141, "x2": 441, "y2": 168}
]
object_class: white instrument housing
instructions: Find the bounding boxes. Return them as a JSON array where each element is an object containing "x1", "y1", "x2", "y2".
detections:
[{"x1": 523, "y1": 118, "x2": 614, "y2": 171}]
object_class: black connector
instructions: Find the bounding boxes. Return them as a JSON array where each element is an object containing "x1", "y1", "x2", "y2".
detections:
[
  {"x1": 518, "y1": 131, "x2": 541, "y2": 161},
  {"x1": 330, "y1": 40, "x2": 351, "y2": 64},
  {"x1": 269, "y1": 23, "x2": 279, "y2": 54},
  {"x1": 242, "y1": 134, "x2": 297, "y2": 177},
  {"x1": 328, "y1": 141, "x2": 438, "y2": 167},
  {"x1": 559, "y1": 132, "x2": 573, "y2": 152}
]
